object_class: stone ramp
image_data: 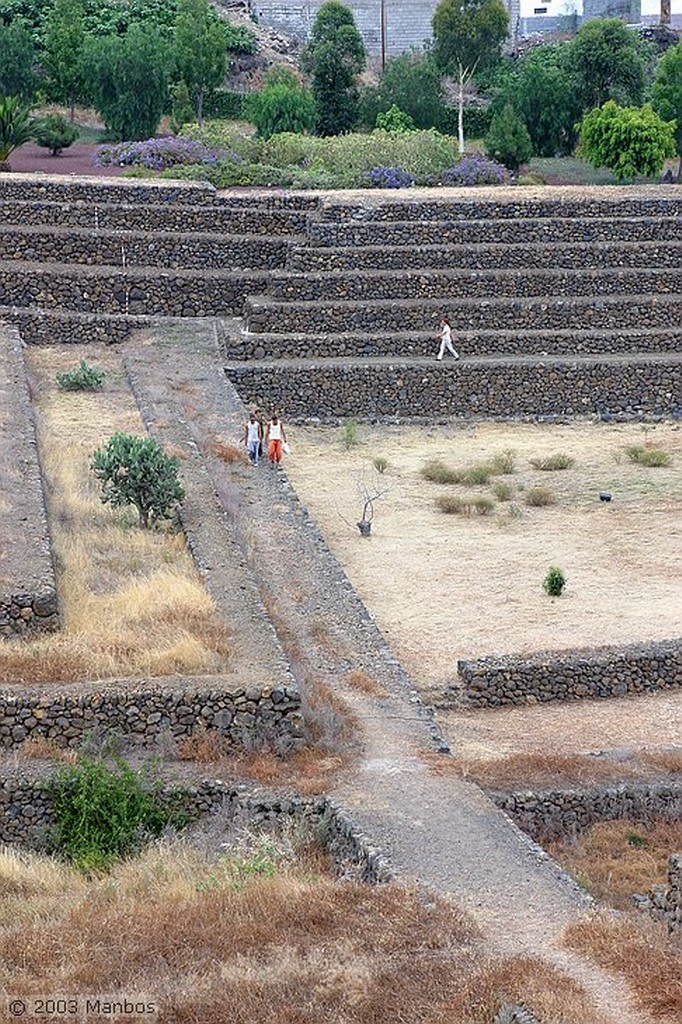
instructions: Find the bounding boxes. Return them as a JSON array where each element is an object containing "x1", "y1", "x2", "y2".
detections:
[
  {"x1": 127, "y1": 327, "x2": 653, "y2": 1023},
  {"x1": 0, "y1": 324, "x2": 59, "y2": 636}
]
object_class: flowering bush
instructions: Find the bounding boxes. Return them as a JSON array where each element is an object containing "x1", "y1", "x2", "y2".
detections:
[
  {"x1": 365, "y1": 166, "x2": 415, "y2": 188},
  {"x1": 428, "y1": 154, "x2": 510, "y2": 187},
  {"x1": 96, "y1": 137, "x2": 230, "y2": 171},
  {"x1": 180, "y1": 120, "x2": 263, "y2": 162}
]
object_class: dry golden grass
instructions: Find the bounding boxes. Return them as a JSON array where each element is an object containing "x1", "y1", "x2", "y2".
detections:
[
  {"x1": 0, "y1": 350, "x2": 231, "y2": 684},
  {"x1": 16, "y1": 737, "x2": 79, "y2": 763},
  {"x1": 565, "y1": 911, "x2": 682, "y2": 1023},
  {"x1": 0, "y1": 842, "x2": 609, "y2": 1024},
  {"x1": 546, "y1": 818, "x2": 682, "y2": 910},
  {"x1": 345, "y1": 668, "x2": 387, "y2": 698},
  {"x1": 204, "y1": 434, "x2": 247, "y2": 465}
]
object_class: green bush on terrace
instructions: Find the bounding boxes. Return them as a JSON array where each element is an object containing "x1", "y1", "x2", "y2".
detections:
[{"x1": 176, "y1": 121, "x2": 461, "y2": 187}]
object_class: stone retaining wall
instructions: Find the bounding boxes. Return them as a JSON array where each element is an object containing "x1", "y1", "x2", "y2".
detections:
[
  {"x1": 454, "y1": 639, "x2": 682, "y2": 707},
  {"x1": 0, "y1": 680, "x2": 304, "y2": 751},
  {"x1": 491, "y1": 782, "x2": 682, "y2": 842},
  {"x1": 0, "y1": 264, "x2": 268, "y2": 317},
  {"x1": 225, "y1": 358, "x2": 681, "y2": 421},
  {"x1": 2, "y1": 308, "x2": 200, "y2": 347},
  {"x1": 0, "y1": 227, "x2": 291, "y2": 271},
  {"x1": 0, "y1": 325, "x2": 59, "y2": 636},
  {"x1": 637, "y1": 855, "x2": 682, "y2": 933},
  {"x1": 0, "y1": 774, "x2": 390, "y2": 883},
  {"x1": 0, "y1": 174, "x2": 217, "y2": 205}
]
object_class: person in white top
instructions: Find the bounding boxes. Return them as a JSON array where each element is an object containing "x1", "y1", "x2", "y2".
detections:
[
  {"x1": 436, "y1": 316, "x2": 460, "y2": 361},
  {"x1": 265, "y1": 412, "x2": 287, "y2": 468},
  {"x1": 243, "y1": 412, "x2": 262, "y2": 465}
]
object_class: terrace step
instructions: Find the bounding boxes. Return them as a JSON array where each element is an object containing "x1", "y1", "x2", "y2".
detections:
[
  {"x1": 0, "y1": 173, "x2": 217, "y2": 205},
  {"x1": 0, "y1": 260, "x2": 268, "y2": 317},
  {"x1": 229, "y1": 326, "x2": 682, "y2": 361},
  {"x1": 244, "y1": 293, "x2": 681, "y2": 335},
  {"x1": 306, "y1": 217, "x2": 682, "y2": 247},
  {"x1": 0, "y1": 306, "x2": 213, "y2": 346},
  {"x1": 289, "y1": 239, "x2": 682, "y2": 273},
  {"x1": 318, "y1": 190, "x2": 682, "y2": 222},
  {"x1": 0, "y1": 199, "x2": 309, "y2": 236},
  {"x1": 269, "y1": 266, "x2": 682, "y2": 303},
  {"x1": 225, "y1": 352, "x2": 682, "y2": 422},
  {"x1": 0, "y1": 224, "x2": 293, "y2": 270}
]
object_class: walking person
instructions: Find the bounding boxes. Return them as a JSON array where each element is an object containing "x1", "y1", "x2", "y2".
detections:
[
  {"x1": 243, "y1": 411, "x2": 262, "y2": 466},
  {"x1": 436, "y1": 316, "x2": 460, "y2": 361},
  {"x1": 265, "y1": 412, "x2": 287, "y2": 469},
  {"x1": 254, "y1": 407, "x2": 265, "y2": 461}
]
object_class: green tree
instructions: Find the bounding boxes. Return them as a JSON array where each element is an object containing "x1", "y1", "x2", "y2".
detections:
[
  {"x1": 33, "y1": 112, "x2": 78, "y2": 154},
  {"x1": 569, "y1": 19, "x2": 645, "y2": 111},
  {"x1": 485, "y1": 102, "x2": 532, "y2": 170},
  {"x1": 500, "y1": 42, "x2": 581, "y2": 157},
  {"x1": 0, "y1": 20, "x2": 37, "y2": 101},
  {"x1": 361, "y1": 53, "x2": 449, "y2": 131},
  {"x1": 169, "y1": 78, "x2": 194, "y2": 134},
  {"x1": 43, "y1": 0, "x2": 85, "y2": 120},
  {"x1": 301, "y1": 0, "x2": 366, "y2": 137},
  {"x1": 0, "y1": 94, "x2": 36, "y2": 171},
  {"x1": 81, "y1": 24, "x2": 172, "y2": 141},
  {"x1": 91, "y1": 433, "x2": 184, "y2": 528},
  {"x1": 247, "y1": 67, "x2": 315, "y2": 139},
  {"x1": 173, "y1": 0, "x2": 227, "y2": 126},
  {"x1": 432, "y1": 0, "x2": 509, "y2": 153},
  {"x1": 651, "y1": 40, "x2": 682, "y2": 176},
  {"x1": 375, "y1": 103, "x2": 416, "y2": 133},
  {"x1": 577, "y1": 101, "x2": 676, "y2": 182}
]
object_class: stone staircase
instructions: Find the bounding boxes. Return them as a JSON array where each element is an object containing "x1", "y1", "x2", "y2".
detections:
[
  {"x1": 0, "y1": 174, "x2": 316, "y2": 345},
  {"x1": 228, "y1": 187, "x2": 682, "y2": 421}
]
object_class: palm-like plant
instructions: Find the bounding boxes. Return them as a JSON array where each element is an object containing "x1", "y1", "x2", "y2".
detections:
[{"x1": 0, "y1": 95, "x2": 36, "y2": 172}]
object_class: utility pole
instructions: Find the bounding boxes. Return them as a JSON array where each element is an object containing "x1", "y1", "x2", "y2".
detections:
[
  {"x1": 380, "y1": 0, "x2": 387, "y2": 69},
  {"x1": 661, "y1": 0, "x2": 671, "y2": 26}
]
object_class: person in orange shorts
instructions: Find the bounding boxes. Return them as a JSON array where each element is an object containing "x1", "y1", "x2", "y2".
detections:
[{"x1": 265, "y1": 412, "x2": 287, "y2": 468}]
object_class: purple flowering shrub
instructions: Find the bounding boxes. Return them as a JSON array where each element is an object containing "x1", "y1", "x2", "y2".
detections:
[
  {"x1": 365, "y1": 166, "x2": 415, "y2": 189},
  {"x1": 96, "y1": 137, "x2": 233, "y2": 171},
  {"x1": 429, "y1": 154, "x2": 509, "y2": 187}
]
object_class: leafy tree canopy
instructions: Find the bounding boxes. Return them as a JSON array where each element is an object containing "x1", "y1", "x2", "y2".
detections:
[
  {"x1": 173, "y1": 0, "x2": 228, "y2": 124},
  {"x1": 569, "y1": 19, "x2": 646, "y2": 110},
  {"x1": 577, "y1": 100, "x2": 676, "y2": 182},
  {"x1": 301, "y1": 0, "x2": 365, "y2": 136},
  {"x1": 361, "y1": 52, "x2": 450, "y2": 132},
  {"x1": 0, "y1": 20, "x2": 37, "y2": 100},
  {"x1": 651, "y1": 40, "x2": 682, "y2": 158}
]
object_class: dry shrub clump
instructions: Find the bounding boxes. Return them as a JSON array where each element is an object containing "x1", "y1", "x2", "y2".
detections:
[
  {"x1": 429, "y1": 752, "x2": 637, "y2": 790},
  {"x1": 345, "y1": 668, "x2": 387, "y2": 698},
  {"x1": 0, "y1": 842, "x2": 609, "y2": 1024},
  {"x1": 546, "y1": 818, "x2": 682, "y2": 909},
  {"x1": 565, "y1": 911, "x2": 682, "y2": 1023},
  {"x1": 204, "y1": 434, "x2": 247, "y2": 465}
]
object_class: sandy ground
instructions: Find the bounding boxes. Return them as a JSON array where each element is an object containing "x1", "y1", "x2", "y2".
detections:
[{"x1": 285, "y1": 419, "x2": 682, "y2": 694}]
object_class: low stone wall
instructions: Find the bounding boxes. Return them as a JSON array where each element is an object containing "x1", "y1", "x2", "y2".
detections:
[
  {"x1": 0, "y1": 264, "x2": 268, "y2": 317},
  {"x1": 492, "y1": 782, "x2": 682, "y2": 843},
  {"x1": 0, "y1": 774, "x2": 391, "y2": 883},
  {"x1": 0, "y1": 680, "x2": 304, "y2": 750},
  {"x1": 0, "y1": 325, "x2": 59, "y2": 636},
  {"x1": 2, "y1": 308, "x2": 202, "y2": 347},
  {"x1": 269, "y1": 267, "x2": 682, "y2": 304},
  {"x1": 636, "y1": 854, "x2": 682, "y2": 933},
  {"x1": 454, "y1": 639, "x2": 682, "y2": 708},
  {"x1": 226, "y1": 358, "x2": 682, "y2": 422},
  {"x1": 1, "y1": 226, "x2": 291, "y2": 271},
  {"x1": 0, "y1": 174, "x2": 217, "y2": 206}
]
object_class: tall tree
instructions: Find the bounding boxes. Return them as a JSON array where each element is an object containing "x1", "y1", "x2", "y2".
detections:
[
  {"x1": 81, "y1": 24, "x2": 172, "y2": 141},
  {"x1": 651, "y1": 40, "x2": 682, "y2": 175},
  {"x1": 499, "y1": 42, "x2": 581, "y2": 157},
  {"x1": 569, "y1": 19, "x2": 645, "y2": 111},
  {"x1": 364, "y1": 53, "x2": 448, "y2": 131},
  {"x1": 578, "y1": 101, "x2": 676, "y2": 182},
  {"x1": 43, "y1": 0, "x2": 85, "y2": 121},
  {"x1": 0, "y1": 21, "x2": 37, "y2": 102},
  {"x1": 173, "y1": 0, "x2": 227, "y2": 126},
  {"x1": 301, "y1": 0, "x2": 365, "y2": 137},
  {"x1": 432, "y1": 0, "x2": 509, "y2": 153}
]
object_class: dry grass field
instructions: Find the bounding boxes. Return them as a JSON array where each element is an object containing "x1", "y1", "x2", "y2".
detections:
[
  {"x1": 285, "y1": 419, "x2": 682, "y2": 693},
  {"x1": 0, "y1": 347, "x2": 230, "y2": 684}
]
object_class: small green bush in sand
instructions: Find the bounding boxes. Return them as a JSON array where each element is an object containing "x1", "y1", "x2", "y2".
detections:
[
  {"x1": 626, "y1": 446, "x2": 671, "y2": 468},
  {"x1": 525, "y1": 486, "x2": 556, "y2": 507},
  {"x1": 529, "y1": 453, "x2": 575, "y2": 471},
  {"x1": 543, "y1": 565, "x2": 566, "y2": 597},
  {"x1": 436, "y1": 494, "x2": 494, "y2": 516},
  {"x1": 57, "y1": 359, "x2": 106, "y2": 391}
]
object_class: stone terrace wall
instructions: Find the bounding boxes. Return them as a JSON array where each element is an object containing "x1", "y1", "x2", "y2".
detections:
[
  {"x1": 453, "y1": 639, "x2": 682, "y2": 707},
  {"x1": 0, "y1": 774, "x2": 391, "y2": 883},
  {"x1": 0, "y1": 325, "x2": 59, "y2": 636},
  {"x1": 0, "y1": 679, "x2": 303, "y2": 750},
  {"x1": 492, "y1": 782, "x2": 682, "y2": 842},
  {"x1": 226, "y1": 357, "x2": 681, "y2": 422},
  {"x1": 0, "y1": 174, "x2": 217, "y2": 205},
  {"x1": 638, "y1": 855, "x2": 682, "y2": 933}
]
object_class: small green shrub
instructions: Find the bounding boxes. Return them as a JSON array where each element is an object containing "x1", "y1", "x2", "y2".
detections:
[
  {"x1": 47, "y1": 758, "x2": 182, "y2": 872},
  {"x1": 626, "y1": 446, "x2": 671, "y2": 467},
  {"x1": 436, "y1": 494, "x2": 494, "y2": 516},
  {"x1": 489, "y1": 449, "x2": 516, "y2": 475},
  {"x1": 373, "y1": 456, "x2": 388, "y2": 474},
  {"x1": 341, "y1": 418, "x2": 358, "y2": 449},
  {"x1": 525, "y1": 486, "x2": 556, "y2": 507},
  {"x1": 529, "y1": 453, "x2": 575, "y2": 471},
  {"x1": 56, "y1": 359, "x2": 106, "y2": 391},
  {"x1": 375, "y1": 104, "x2": 416, "y2": 134},
  {"x1": 543, "y1": 565, "x2": 566, "y2": 596},
  {"x1": 492, "y1": 481, "x2": 513, "y2": 501},
  {"x1": 460, "y1": 463, "x2": 492, "y2": 486},
  {"x1": 421, "y1": 459, "x2": 462, "y2": 484},
  {"x1": 90, "y1": 432, "x2": 185, "y2": 528},
  {"x1": 34, "y1": 113, "x2": 78, "y2": 156}
]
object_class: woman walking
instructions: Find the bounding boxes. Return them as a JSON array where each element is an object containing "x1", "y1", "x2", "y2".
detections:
[
  {"x1": 265, "y1": 412, "x2": 287, "y2": 469},
  {"x1": 436, "y1": 316, "x2": 460, "y2": 361}
]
